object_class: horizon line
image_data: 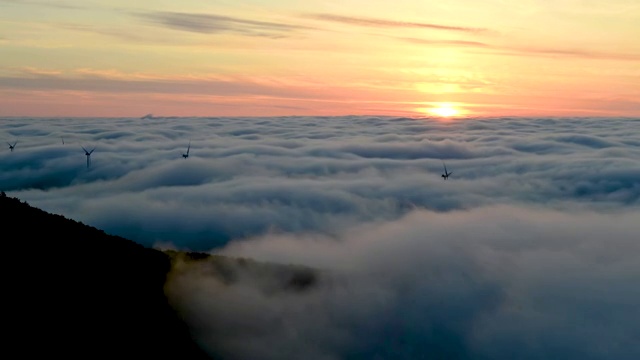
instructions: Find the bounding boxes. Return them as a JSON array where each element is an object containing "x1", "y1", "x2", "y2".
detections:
[{"x1": 1, "y1": 115, "x2": 639, "y2": 120}]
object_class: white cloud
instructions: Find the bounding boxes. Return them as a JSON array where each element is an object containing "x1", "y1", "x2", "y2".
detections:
[
  {"x1": 2, "y1": 115, "x2": 640, "y2": 358},
  {"x1": 3, "y1": 116, "x2": 639, "y2": 250},
  {"x1": 168, "y1": 205, "x2": 640, "y2": 359}
]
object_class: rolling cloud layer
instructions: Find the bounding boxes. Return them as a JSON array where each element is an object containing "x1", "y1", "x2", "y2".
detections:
[
  {"x1": 170, "y1": 205, "x2": 640, "y2": 359},
  {"x1": 2, "y1": 116, "x2": 640, "y2": 358}
]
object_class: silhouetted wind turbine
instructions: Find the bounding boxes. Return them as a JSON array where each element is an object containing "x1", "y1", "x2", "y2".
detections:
[
  {"x1": 441, "y1": 160, "x2": 452, "y2": 180},
  {"x1": 82, "y1": 146, "x2": 95, "y2": 168},
  {"x1": 61, "y1": 137, "x2": 65, "y2": 145},
  {"x1": 182, "y1": 141, "x2": 191, "y2": 159},
  {"x1": 7, "y1": 141, "x2": 17, "y2": 152}
]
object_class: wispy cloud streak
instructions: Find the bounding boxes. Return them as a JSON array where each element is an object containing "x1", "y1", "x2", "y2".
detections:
[
  {"x1": 0, "y1": 74, "x2": 328, "y2": 100},
  {"x1": 399, "y1": 36, "x2": 491, "y2": 47},
  {"x1": 0, "y1": 0, "x2": 83, "y2": 10},
  {"x1": 136, "y1": 11, "x2": 311, "y2": 38},
  {"x1": 305, "y1": 13, "x2": 487, "y2": 33},
  {"x1": 502, "y1": 46, "x2": 640, "y2": 61},
  {"x1": 398, "y1": 36, "x2": 640, "y2": 61}
]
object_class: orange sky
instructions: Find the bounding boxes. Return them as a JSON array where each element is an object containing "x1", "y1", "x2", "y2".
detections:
[{"x1": 0, "y1": 0, "x2": 639, "y2": 117}]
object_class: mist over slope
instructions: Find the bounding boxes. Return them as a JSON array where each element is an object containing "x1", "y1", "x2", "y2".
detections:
[
  {"x1": 0, "y1": 193, "x2": 211, "y2": 359},
  {"x1": 2, "y1": 116, "x2": 640, "y2": 359},
  {"x1": 168, "y1": 204, "x2": 640, "y2": 360}
]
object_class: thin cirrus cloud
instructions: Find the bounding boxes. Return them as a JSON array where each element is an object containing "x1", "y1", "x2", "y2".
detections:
[
  {"x1": 397, "y1": 36, "x2": 640, "y2": 61},
  {"x1": 398, "y1": 36, "x2": 491, "y2": 47},
  {"x1": 500, "y1": 46, "x2": 640, "y2": 61},
  {"x1": 56, "y1": 23, "x2": 177, "y2": 44},
  {"x1": 17, "y1": 66, "x2": 64, "y2": 76},
  {"x1": 0, "y1": 0, "x2": 82, "y2": 9},
  {"x1": 304, "y1": 13, "x2": 487, "y2": 33},
  {"x1": 0, "y1": 73, "x2": 330, "y2": 100},
  {"x1": 134, "y1": 11, "x2": 312, "y2": 38}
]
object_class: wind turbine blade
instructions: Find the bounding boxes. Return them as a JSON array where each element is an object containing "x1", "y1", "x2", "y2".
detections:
[{"x1": 81, "y1": 146, "x2": 87, "y2": 152}]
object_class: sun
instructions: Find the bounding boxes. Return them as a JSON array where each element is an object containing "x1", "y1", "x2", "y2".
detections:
[{"x1": 427, "y1": 103, "x2": 460, "y2": 118}]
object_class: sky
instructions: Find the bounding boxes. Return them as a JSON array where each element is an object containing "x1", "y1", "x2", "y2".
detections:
[
  {"x1": 2, "y1": 116, "x2": 640, "y2": 358},
  {"x1": 1, "y1": 0, "x2": 639, "y2": 117}
]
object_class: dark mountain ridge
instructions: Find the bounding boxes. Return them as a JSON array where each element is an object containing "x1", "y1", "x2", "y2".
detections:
[{"x1": 1, "y1": 191, "x2": 211, "y2": 359}]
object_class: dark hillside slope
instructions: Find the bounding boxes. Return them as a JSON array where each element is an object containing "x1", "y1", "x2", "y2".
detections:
[{"x1": 1, "y1": 192, "x2": 211, "y2": 359}]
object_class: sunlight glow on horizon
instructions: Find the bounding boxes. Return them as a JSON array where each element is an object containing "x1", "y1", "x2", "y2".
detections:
[
  {"x1": 424, "y1": 103, "x2": 461, "y2": 118},
  {"x1": 0, "y1": 0, "x2": 638, "y2": 117}
]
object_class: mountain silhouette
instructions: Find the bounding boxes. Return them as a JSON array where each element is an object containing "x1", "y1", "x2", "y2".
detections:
[{"x1": 0, "y1": 191, "x2": 212, "y2": 359}]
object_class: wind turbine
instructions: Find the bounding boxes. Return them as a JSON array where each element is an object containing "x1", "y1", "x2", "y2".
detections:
[
  {"x1": 61, "y1": 137, "x2": 65, "y2": 145},
  {"x1": 82, "y1": 146, "x2": 95, "y2": 168},
  {"x1": 441, "y1": 160, "x2": 452, "y2": 180},
  {"x1": 182, "y1": 141, "x2": 191, "y2": 159},
  {"x1": 7, "y1": 141, "x2": 17, "y2": 152}
]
